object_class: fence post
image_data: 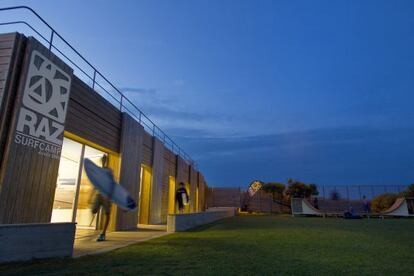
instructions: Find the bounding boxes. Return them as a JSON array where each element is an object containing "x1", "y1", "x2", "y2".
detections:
[
  {"x1": 49, "y1": 30, "x2": 54, "y2": 51},
  {"x1": 92, "y1": 70, "x2": 96, "y2": 90},
  {"x1": 346, "y1": 186, "x2": 350, "y2": 202},
  {"x1": 322, "y1": 185, "x2": 325, "y2": 200}
]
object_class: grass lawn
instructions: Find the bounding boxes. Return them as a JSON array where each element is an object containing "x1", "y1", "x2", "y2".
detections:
[{"x1": 1, "y1": 214, "x2": 414, "y2": 275}]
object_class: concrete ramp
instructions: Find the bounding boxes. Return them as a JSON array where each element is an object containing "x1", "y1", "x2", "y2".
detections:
[
  {"x1": 381, "y1": 198, "x2": 412, "y2": 217},
  {"x1": 291, "y1": 198, "x2": 324, "y2": 217}
]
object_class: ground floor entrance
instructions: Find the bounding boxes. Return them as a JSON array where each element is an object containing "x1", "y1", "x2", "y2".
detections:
[{"x1": 51, "y1": 137, "x2": 108, "y2": 229}]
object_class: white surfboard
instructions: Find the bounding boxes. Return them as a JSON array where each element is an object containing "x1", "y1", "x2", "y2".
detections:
[{"x1": 84, "y1": 158, "x2": 137, "y2": 211}]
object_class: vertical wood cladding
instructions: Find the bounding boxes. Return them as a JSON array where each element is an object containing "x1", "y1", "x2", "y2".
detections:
[
  {"x1": 115, "y1": 113, "x2": 144, "y2": 230},
  {"x1": 198, "y1": 173, "x2": 206, "y2": 212},
  {"x1": 142, "y1": 131, "x2": 153, "y2": 166},
  {"x1": 176, "y1": 156, "x2": 190, "y2": 185},
  {"x1": 160, "y1": 148, "x2": 176, "y2": 223},
  {"x1": 189, "y1": 167, "x2": 198, "y2": 212},
  {"x1": 207, "y1": 187, "x2": 241, "y2": 208},
  {"x1": 149, "y1": 138, "x2": 165, "y2": 224},
  {"x1": 65, "y1": 76, "x2": 121, "y2": 152},
  {"x1": 0, "y1": 33, "x2": 25, "y2": 168},
  {"x1": 0, "y1": 37, "x2": 73, "y2": 223}
]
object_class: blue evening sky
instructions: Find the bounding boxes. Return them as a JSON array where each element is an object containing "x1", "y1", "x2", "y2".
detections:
[{"x1": 1, "y1": 0, "x2": 414, "y2": 188}]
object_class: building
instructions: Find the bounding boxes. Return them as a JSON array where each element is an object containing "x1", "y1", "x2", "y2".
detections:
[{"x1": 0, "y1": 31, "x2": 207, "y2": 232}]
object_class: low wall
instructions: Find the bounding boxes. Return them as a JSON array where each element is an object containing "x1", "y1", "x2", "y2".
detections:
[
  {"x1": 167, "y1": 207, "x2": 237, "y2": 232},
  {"x1": 0, "y1": 222, "x2": 76, "y2": 263}
]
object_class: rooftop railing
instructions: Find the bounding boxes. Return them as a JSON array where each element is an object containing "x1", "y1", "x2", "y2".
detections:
[{"x1": 0, "y1": 6, "x2": 197, "y2": 168}]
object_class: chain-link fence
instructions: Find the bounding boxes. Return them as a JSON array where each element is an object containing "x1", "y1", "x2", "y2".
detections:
[{"x1": 316, "y1": 185, "x2": 408, "y2": 200}]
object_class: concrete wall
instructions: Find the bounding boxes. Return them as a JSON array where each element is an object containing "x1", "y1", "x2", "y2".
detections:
[
  {"x1": 167, "y1": 207, "x2": 237, "y2": 232},
  {"x1": 0, "y1": 223, "x2": 75, "y2": 263}
]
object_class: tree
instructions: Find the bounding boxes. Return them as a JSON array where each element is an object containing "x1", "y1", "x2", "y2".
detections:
[
  {"x1": 309, "y1": 184, "x2": 319, "y2": 196},
  {"x1": 400, "y1": 183, "x2": 414, "y2": 197},
  {"x1": 285, "y1": 179, "x2": 314, "y2": 198},
  {"x1": 261, "y1": 182, "x2": 285, "y2": 201}
]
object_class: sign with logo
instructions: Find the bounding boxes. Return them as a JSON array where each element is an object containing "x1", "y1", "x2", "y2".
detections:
[
  {"x1": 248, "y1": 180, "x2": 263, "y2": 197},
  {"x1": 14, "y1": 50, "x2": 71, "y2": 159}
]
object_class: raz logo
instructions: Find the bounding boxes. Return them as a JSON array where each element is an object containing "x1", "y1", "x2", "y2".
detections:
[{"x1": 15, "y1": 50, "x2": 71, "y2": 157}]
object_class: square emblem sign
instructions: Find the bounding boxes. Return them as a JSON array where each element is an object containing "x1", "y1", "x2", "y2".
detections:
[{"x1": 15, "y1": 50, "x2": 72, "y2": 159}]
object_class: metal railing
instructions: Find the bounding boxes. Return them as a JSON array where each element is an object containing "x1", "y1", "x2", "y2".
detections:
[{"x1": 0, "y1": 6, "x2": 197, "y2": 168}]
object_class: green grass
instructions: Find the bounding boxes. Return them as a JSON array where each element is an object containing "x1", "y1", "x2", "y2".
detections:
[{"x1": 1, "y1": 214, "x2": 414, "y2": 275}]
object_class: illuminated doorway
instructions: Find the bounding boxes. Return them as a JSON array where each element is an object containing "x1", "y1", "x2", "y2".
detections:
[
  {"x1": 51, "y1": 138, "x2": 83, "y2": 222},
  {"x1": 168, "y1": 176, "x2": 176, "y2": 214},
  {"x1": 139, "y1": 165, "x2": 152, "y2": 224},
  {"x1": 184, "y1": 182, "x2": 191, "y2": 213},
  {"x1": 75, "y1": 146, "x2": 106, "y2": 228},
  {"x1": 195, "y1": 184, "x2": 199, "y2": 212},
  {"x1": 51, "y1": 138, "x2": 107, "y2": 229}
]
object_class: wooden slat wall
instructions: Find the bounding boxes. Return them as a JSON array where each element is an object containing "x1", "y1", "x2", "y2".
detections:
[
  {"x1": 0, "y1": 33, "x2": 25, "y2": 167},
  {"x1": 160, "y1": 149, "x2": 176, "y2": 223},
  {"x1": 207, "y1": 187, "x2": 241, "y2": 208},
  {"x1": 149, "y1": 138, "x2": 165, "y2": 224},
  {"x1": 176, "y1": 156, "x2": 190, "y2": 185},
  {"x1": 115, "y1": 113, "x2": 144, "y2": 230},
  {"x1": 142, "y1": 131, "x2": 153, "y2": 166},
  {"x1": 65, "y1": 76, "x2": 121, "y2": 152},
  {"x1": 189, "y1": 167, "x2": 198, "y2": 213},
  {"x1": 0, "y1": 37, "x2": 74, "y2": 223},
  {"x1": 198, "y1": 173, "x2": 206, "y2": 212}
]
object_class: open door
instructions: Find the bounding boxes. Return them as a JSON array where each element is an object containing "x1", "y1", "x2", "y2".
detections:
[
  {"x1": 168, "y1": 176, "x2": 176, "y2": 214},
  {"x1": 139, "y1": 165, "x2": 152, "y2": 224}
]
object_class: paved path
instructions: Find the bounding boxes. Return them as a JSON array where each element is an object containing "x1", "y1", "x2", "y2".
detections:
[{"x1": 73, "y1": 228, "x2": 169, "y2": 258}]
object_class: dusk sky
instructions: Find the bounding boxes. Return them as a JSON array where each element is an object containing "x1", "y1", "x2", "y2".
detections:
[{"x1": 2, "y1": 0, "x2": 414, "y2": 187}]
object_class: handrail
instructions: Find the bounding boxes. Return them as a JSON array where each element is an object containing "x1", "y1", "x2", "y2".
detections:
[{"x1": 0, "y1": 6, "x2": 197, "y2": 168}]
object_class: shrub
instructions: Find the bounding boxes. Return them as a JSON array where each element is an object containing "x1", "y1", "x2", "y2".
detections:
[{"x1": 371, "y1": 193, "x2": 399, "y2": 212}]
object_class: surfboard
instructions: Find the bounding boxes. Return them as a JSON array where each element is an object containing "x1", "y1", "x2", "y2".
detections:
[
  {"x1": 182, "y1": 192, "x2": 190, "y2": 205},
  {"x1": 84, "y1": 158, "x2": 137, "y2": 211}
]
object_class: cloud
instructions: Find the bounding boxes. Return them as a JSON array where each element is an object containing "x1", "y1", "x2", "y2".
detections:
[
  {"x1": 175, "y1": 126, "x2": 414, "y2": 187},
  {"x1": 119, "y1": 87, "x2": 158, "y2": 95}
]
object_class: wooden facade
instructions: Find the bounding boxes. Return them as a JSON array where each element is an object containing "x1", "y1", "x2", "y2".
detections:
[
  {"x1": 0, "y1": 36, "x2": 73, "y2": 223},
  {"x1": 0, "y1": 33, "x2": 208, "y2": 228},
  {"x1": 65, "y1": 76, "x2": 121, "y2": 153},
  {"x1": 149, "y1": 138, "x2": 165, "y2": 224},
  {"x1": 189, "y1": 167, "x2": 198, "y2": 212},
  {"x1": 0, "y1": 33, "x2": 26, "y2": 162},
  {"x1": 115, "y1": 114, "x2": 144, "y2": 230}
]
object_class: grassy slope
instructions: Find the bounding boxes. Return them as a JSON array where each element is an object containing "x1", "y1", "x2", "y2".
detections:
[{"x1": 1, "y1": 214, "x2": 414, "y2": 275}]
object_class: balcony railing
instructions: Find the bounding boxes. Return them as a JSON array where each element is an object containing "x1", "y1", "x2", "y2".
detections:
[{"x1": 0, "y1": 6, "x2": 197, "y2": 168}]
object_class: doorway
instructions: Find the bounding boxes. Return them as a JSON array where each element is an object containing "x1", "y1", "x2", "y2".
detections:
[
  {"x1": 168, "y1": 176, "x2": 176, "y2": 214},
  {"x1": 51, "y1": 137, "x2": 107, "y2": 229},
  {"x1": 138, "y1": 165, "x2": 152, "y2": 224}
]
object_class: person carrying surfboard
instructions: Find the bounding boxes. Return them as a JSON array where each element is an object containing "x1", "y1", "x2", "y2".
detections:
[
  {"x1": 175, "y1": 182, "x2": 189, "y2": 213},
  {"x1": 91, "y1": 154, "x2": 112, "y2": 242}
]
